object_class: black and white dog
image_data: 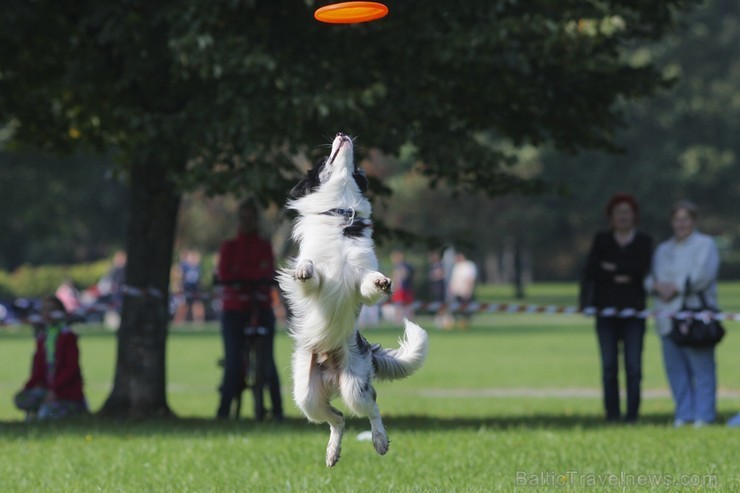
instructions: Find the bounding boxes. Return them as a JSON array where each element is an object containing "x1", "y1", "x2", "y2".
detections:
[{"x1": 278, "y1": 133, "x2": 428, "y2": 467}]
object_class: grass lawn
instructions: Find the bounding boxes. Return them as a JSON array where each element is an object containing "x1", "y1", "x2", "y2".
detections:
[{"x1": 0, "y1": 283, "x2": 739, "y2": 492}]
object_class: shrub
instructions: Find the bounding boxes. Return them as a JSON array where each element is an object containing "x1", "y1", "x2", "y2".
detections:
[
  {"x1": 0, "y1": 260, "x2": 111, "y2": 300},
  {"x1": 0, "y1": 270, "x2": 15, "y2": 300}
]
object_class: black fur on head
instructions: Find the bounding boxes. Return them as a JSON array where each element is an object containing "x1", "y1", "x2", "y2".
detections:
[
  {"x1": 289, "y1": 157, "x2": 327, "y2": 199},
  {"x1": 289, "y1": 156, "x2": 368, "y2": 199},
  {"x1": 353, "y1": 168, "x2": 368, "y2": 194}
]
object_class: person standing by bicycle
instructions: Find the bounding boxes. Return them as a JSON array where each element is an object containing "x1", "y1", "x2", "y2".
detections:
[{"x1": 216, "y1": 200, "x2": 283, "y2": 421}]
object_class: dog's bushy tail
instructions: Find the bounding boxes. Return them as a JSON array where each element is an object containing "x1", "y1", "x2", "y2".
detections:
[{"x1": 372, "y1": 319, "x2": 428, "y2": 381}]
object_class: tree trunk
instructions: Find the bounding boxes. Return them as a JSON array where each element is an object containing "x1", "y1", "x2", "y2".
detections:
[
  {"x1": 99, "y1": 159, "x2": 181, "y2": 418},
  {"x1": 513, "y1": 240, "x2": 525, "y2": 300}
]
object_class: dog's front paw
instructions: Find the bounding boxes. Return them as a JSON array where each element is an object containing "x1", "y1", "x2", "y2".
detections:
[
  {"x1": 295, "y1": 260, "x2": 314, "y2": 282},
  {"x1": 361, "y1": 272, "x2": 392, "y2": 304},
  {"x1": 374, "y1": 276, "x2": 392, "y2": 295}
]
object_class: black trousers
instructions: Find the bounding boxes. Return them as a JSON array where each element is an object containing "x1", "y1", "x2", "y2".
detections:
[
  {"x1": 217, "y1": 309, "x2": 283, "y2": 419},
  {"x1": 596, "y1": 316, "x2": 646, "y2": 422}
]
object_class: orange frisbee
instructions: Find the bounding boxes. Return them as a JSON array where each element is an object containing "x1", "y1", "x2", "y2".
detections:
[{"x1": 314, "y1": 1, "x2": 389, "y2": 24}]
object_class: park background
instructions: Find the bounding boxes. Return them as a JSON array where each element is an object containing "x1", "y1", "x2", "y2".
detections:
[{"x1": 2, "y1": 0, "x2": 740, "y2": 491}]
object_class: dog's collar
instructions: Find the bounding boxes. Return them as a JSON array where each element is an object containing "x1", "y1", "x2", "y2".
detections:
[
  {"x1": 320, "y1": 208, "x2": 372, "y2": 237},
  {"x1": 320, "y1": 208, "x2": 357, "y2": 221}
]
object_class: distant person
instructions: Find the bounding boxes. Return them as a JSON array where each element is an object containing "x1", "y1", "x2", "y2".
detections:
[
  {"x1": 427, "y1": 250, "x2": 446, "y2": 303},
  {"x1": 646, "y1": 200, "x2": 720, "y2": 428},
  {"x1": 580, "y1": 193, "x2": 653, "y2": 423},
  {"x1": 448, "y1": 252, "x2": 477, "y2": 329},
  {"x1": 216, "y1": 200, "x2": 283, "y2": 421},
  {"x1": 358, "y1": 304, "x2": 381, "y2": 329},
  {"x1": 441, "y1": 247, "x2": 457, "y2": 300},
  {"x1": 99, "y1": 250, "x2": 126, "y2": 329},
  {"x1": 55, "y1": 279, "x2": 80, "y2": 313},
  {"x1": 14, "y1": 295, "x2": 88, "y2": 420},
  {"x1": 427, "y1": 250, "x2": 451, "y2": 329},
  {"x1": 390, "y1": 250, "x2": 415, "y2": 321},
  {"x1": 174, "y1": 249, "x2": 206, "y2": 323},
  {"x1": 107, "y1": 250, "x2": 127, "y2": 299}
]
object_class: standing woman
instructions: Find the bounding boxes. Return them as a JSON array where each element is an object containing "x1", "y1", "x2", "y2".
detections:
[
  {"x1": 647, "y1": 200, "x2": 720, "y2": 427},
  {"x1": 581, "y1": 193, "x2": 653, "y2": 423}
]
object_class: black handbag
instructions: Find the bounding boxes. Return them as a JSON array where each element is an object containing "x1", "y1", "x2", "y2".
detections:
[{"x1": 669, "y1": 279, "x2": 725, "y2": 348}]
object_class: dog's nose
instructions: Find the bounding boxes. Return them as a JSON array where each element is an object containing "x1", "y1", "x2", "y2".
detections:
[{"x1": 336, "y1": 132, "x2": 346, "y2": 139}]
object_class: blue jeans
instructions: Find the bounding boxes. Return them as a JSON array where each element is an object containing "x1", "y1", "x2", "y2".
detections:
[
  {"x1": 15, "y1": 387, "x2": 87, "y2": 420},
  {"x1": 595, "y1": 317, "x2": 645, "y2": 422},
  {"x1": 217, "y1": 309, "x2": 283, "y2": 419},
  {"x1": 661, "y1": 336, "x2": 716, "y2": 423}
]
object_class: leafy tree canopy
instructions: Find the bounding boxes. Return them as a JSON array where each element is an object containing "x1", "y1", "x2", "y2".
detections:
[
  {"x1": 0, "y1": 153, "x2": 127, "y2": 271},
  {"x1": 530, "y1": 0, "x2": 740, "y2": 277},
  {"x1": 1, "y1": 0, "x2": 697, "y2": 199}
]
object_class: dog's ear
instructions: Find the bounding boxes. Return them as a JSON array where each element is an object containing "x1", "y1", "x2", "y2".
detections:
[
  {"x1": 289, "y1": 177, "x2": 313, "y2": 199},
  {"x1": 353, "y1": 169, "x2": 368, "y2": 194},
  {"x1": 290, "y1": 158, "x2": 327, "y2": 199}
]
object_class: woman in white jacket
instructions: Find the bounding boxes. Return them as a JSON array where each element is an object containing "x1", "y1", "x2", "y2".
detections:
[{"x1": 646, "y1": 200, "x2": 720, "y2": 427}]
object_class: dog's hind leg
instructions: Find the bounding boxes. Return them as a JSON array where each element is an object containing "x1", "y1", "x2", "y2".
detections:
[
  {"x1": 292, "y1": 348, "x2": 345, "y2": 467},
  {"x1": 364, "y1": 387, "x2": 390, "y2": 456},
  {"x1": 324, "y1": 408, "x2": 345, "y2": 467},
  {"x1": 339, "y1": 348, "x2": 390, "y2": 456}
]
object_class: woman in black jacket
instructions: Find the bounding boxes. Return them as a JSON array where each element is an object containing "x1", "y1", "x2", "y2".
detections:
[{"x1": 581, "y1": 193, "x2": 653, "y2": 423}]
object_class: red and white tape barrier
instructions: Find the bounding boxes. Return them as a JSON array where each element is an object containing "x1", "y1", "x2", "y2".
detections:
[
  {"x1": 403, "y1": 300, "x2": 740, "y2": 322},
  {"x1": 2, "y1": 283, "x2": 739, "y2": 326}
]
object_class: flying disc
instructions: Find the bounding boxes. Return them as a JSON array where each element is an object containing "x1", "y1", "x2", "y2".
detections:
[{"x1": 314, "y1": 2, "x2": 389, "y2": 24}]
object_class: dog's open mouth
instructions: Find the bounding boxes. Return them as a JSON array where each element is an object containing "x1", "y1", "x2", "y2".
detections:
[{"x1": 328, "y1": 132, "x2": 351, "y2": 165}]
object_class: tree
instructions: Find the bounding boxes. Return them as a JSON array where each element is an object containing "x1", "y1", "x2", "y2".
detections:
[
  {"x1": 502, "y1": 0, "x2": 740, "y2": 279},
  {"x1": 0, "y1": 0, "x2": 698, "y2": 417}
]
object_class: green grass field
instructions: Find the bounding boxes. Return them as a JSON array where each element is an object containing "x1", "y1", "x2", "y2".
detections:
[{"x1": 1, "y1": 283, "x2": 739, "y2": 492}]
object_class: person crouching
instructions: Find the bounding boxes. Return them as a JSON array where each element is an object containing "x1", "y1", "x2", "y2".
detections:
[{"x1": 14, "y1": 295, "x2": 88, "y2": 420}]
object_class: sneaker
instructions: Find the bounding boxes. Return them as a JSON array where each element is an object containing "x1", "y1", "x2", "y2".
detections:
[
  {"x1": 693, "y1": 420, "x2": 710, "y2": 428},
  {"x1": 673, "y1": 419, "x2": 688, "y2": 428}
]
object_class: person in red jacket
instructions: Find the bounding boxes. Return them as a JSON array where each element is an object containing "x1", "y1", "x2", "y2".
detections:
[
  {"x1": 216, "y1": 200, "x2": 283, "y2": 420},
  {"x1": 14, "y1": 295, "x2": 88, "y2": 420}
]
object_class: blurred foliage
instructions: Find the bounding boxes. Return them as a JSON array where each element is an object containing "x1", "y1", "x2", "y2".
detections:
[
  {"x1": 0, "y1": 0, "x2": 701, "y2": 268},
  {"x1": 378, "y1": 0, "x2": 740, "y2": 280},
  {"x1": 0, "y1": 152, "x2": 128, "y2": 271},
  {"x1": 0, "y1": 0, "x2": 698, "y2": 201},
  {"x1": 0, "y1": 259, "x2": 111, "y2": 300},
  {"x1": 531, "y1": 0, "x2": 740, "y2": 278}
]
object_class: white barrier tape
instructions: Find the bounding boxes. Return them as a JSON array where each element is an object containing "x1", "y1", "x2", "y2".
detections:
[
  {"x1": 121, "y1": 284, "x2": 164, "y2": 298},
  {"x1": 395, "y1": 300, "x2": 739, "y2": 322},
  {"x1": 0, "y1": 285, "x2": 267, "y2": 326},
  {"x1": 4, "y1": 287, "x2": 740, "y2": 325}
]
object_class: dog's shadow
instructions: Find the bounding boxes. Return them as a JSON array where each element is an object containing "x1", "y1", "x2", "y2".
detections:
[
  {"x1": 2, "y1": 412, "x2": 735, "y2": 437},
  {"x1": 377, "y1": 413, "x2": 682, "y2": 431}
]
